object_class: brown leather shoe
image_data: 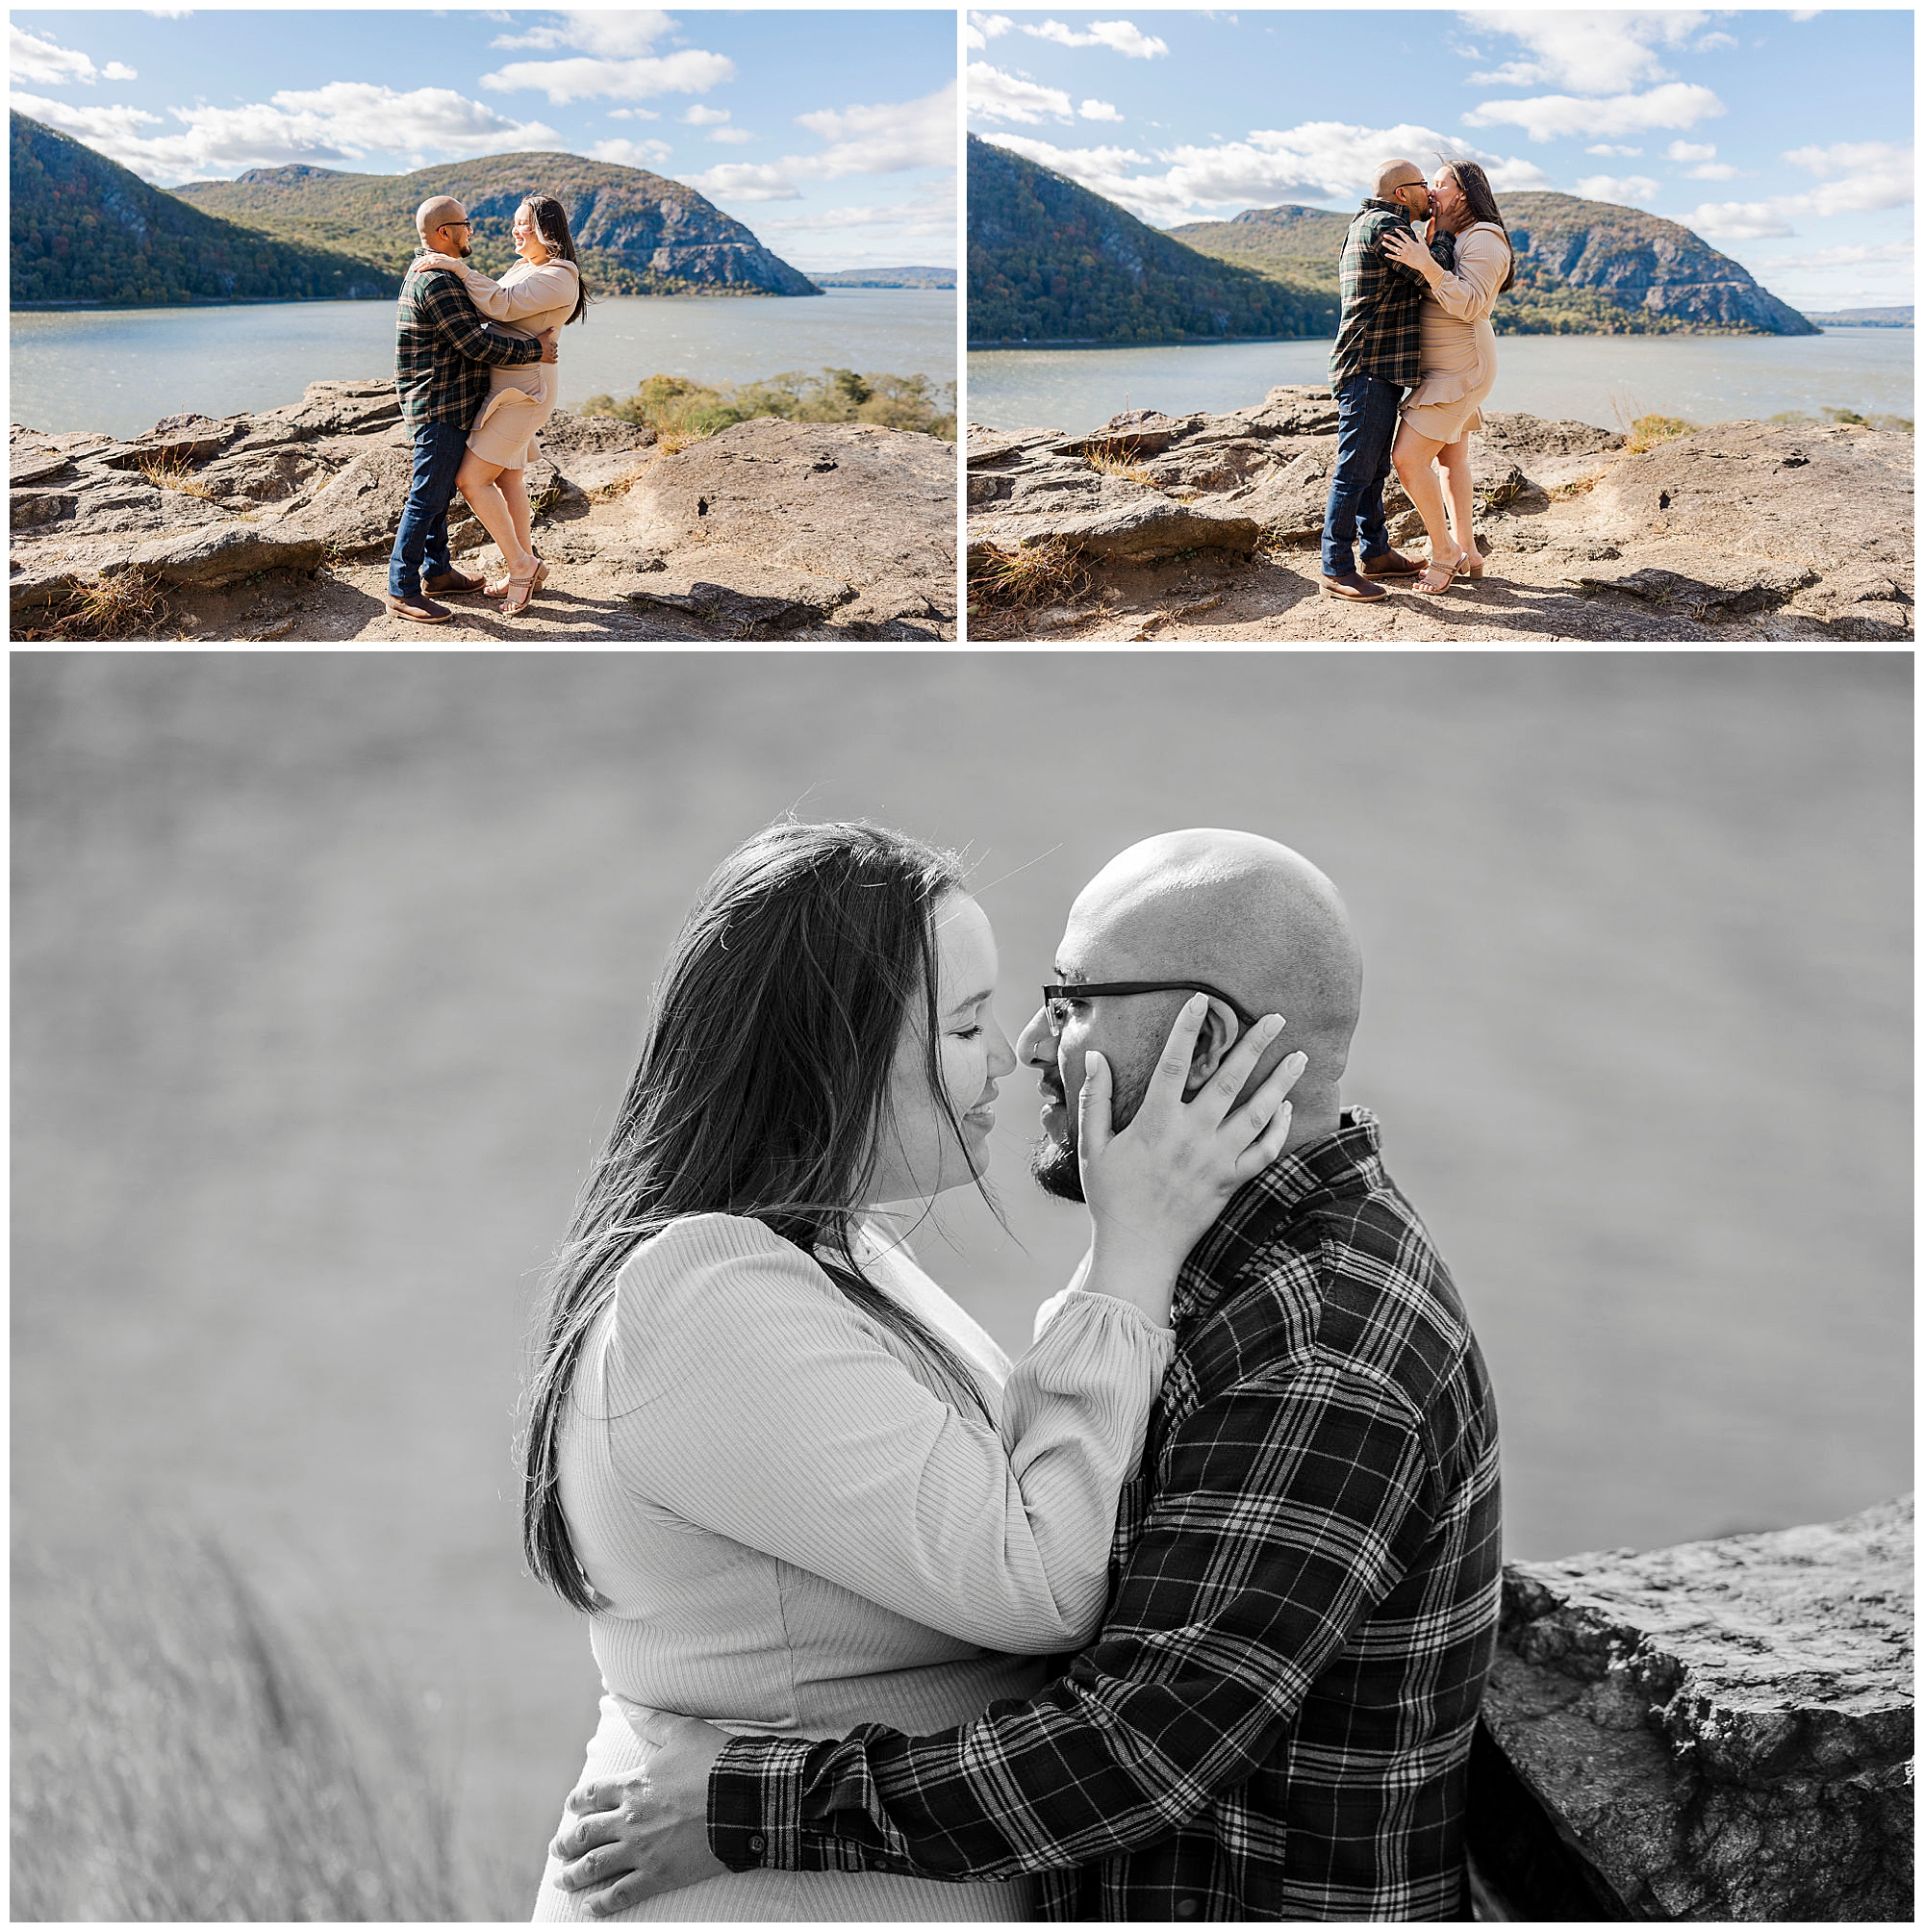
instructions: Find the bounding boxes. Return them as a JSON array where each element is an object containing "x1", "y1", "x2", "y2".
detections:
[
  {"x1": 1360, "y1": 548, "x2": 1421, "y2": 576},
  {"x1": 1320, "y1": 571, "x2": 1388, "y2": 601},
  {"x1": 384, "y1": 591, "x2": 453, "y2": 623},
  {"x1": 422, "y1": 567, "x2": 487, "y2": 597}
]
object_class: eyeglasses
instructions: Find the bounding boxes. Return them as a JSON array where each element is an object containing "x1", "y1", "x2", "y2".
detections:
[{"x1": 1040, "y1": 979, "x2": 1261, "y2": 1036}]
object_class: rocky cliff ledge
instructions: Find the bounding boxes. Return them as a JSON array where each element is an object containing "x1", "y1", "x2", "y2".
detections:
[
  {"x1": 967, "y1": 387, "x2": 1912, "y2": 642},
  {"x1": 12, "y1": 382, "x2": 954, "y2": 641},
  {"x1": 1470, "y1": 1495, "x2": 1913, "y2": 1920}
]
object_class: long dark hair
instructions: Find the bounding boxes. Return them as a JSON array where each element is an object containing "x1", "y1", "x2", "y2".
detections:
[
  {"x1": 521, "y1": 818, "x2": 997, "y2": 1613},
  {"x1": 1438, "y1": 159, "x2": 1517, "y2": 293},
  {"x1": 520, "y1": 194, "x2": 590, "y2": 324}
]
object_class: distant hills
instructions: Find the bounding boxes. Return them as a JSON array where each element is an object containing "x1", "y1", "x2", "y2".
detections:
[
  {"x1": 1800, "y1": 306, "x2": 1913, "y2": 326},
  {"x1": 12, "y1": 113, "x2": 392, "y2": 307},
  {"x1": 11, "y1": 112, "x2": 818, "y2": 309},
  {"x1": 968, "y1": 136, "x2": 1337, "y2": 346},
  {"x1": 1172, "y1": 191, "x2": 1815, "y2": 337},
  {"x1": 173, "y1": 153, "x2": 818, "y2": 297},
  {"x1": 813, "y1": 267, "x2": 955, "y2": 288}
]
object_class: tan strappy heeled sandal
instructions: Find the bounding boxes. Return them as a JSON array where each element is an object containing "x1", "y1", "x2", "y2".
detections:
[{"x1": 498, "y1": 558, "x2": 548, "y2": 616}]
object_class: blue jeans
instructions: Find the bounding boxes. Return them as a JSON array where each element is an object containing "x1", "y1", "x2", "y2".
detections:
[
  {"x1": 1321, "y1": 373, "x2": 1404, "y2": 579},
  {"x1": 388, "y1": 419, "x2": 468, "y2": 597}
]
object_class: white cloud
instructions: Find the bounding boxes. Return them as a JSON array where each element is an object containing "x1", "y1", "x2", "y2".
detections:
[
  {"x1": 143, "y1": 9, "x2": 194, "y2": 16},
  {"x1": 1585, "y1": 143, "x2": 1643, "y2": 156},
  {"x1": 967, "y1": 62, "x2": 1074, "y2": 125},
  {"x1": 1684, "y1": 141, "x2": 1915, "y2": 239},
  {"x1": 965, "y1": 13, "x2": 1013, "y2": 53},
  {"x1": 11, "y1": 81, "x2": 559, "y2": 182},
  {"x1": 606, "y1": 107, "x2": 660, "y2": 121},
  {"x1": 490, "y1": 12, "x2": 673, "y2": 56},
  {"x1": 982, "y1": 121, "x2": 1547, "y2": 227},
  {"x1": 789, "y1": 84, "x2": 954, "y2": 178},
  {"x1": 1464, "y1": 81, "x2": 1724, "y2": 142},
  {"x1": 1459, "y1": 11, "x2": 1709, "y2": 93},
  {"x1": 675, "y1": 160, "x2": 798, "y2": 201},
  {"x1": 1683, "y1": 161, "x2": 1737, "y2": 179},
  {"x1": 480, "y1": 48, "x2": 734, "y2": 106},
  {"x1": 683, "y1": 104, "x2": 730, "y2": 126},
  {"x1": 590, "y1": 137, "x2": 672, "y2": 168},
  {"x1": 1079, "y1": 99, "x2": 1124, "y2": 122},
  {"x1": 1575, "y1": 173, "x2": 1660, "y2": 206},
  {"x1": 1019, "y1": 19, "x2": 1170, "y2": 59},
  {"x1": 1694, "y1": 31, "x2": 1738, "y2": 52},
  {"x1": 11, "y1": 24, "x2": 137, "y2": 85},
  {"x1": 1758, "y1": 240, "x2": 1911, "y2": 271},
  {"x1": 1666, "y1": 140, "x2": 1716, "y2": 162},
  {"x1": 708, "y1": 126, "x2": 753, "y2": 144}
]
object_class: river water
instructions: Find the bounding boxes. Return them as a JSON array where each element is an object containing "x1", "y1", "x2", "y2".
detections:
[
  {"x1": 9, "y1": 287, "x2": 956, "y2": 440},
  {"x1": 969, "y1": 326, "x2": 1915, "y2": 434}
]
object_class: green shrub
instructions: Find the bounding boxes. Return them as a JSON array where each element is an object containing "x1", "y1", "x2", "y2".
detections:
[{"x1": 581, "y1": 367, "x2": 957, "y2": 444}]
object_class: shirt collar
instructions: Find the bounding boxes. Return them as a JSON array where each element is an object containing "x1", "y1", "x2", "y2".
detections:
[
  {"x1": 1360, "y1": 197, "x2": 1410, "y2": 217},
  {"x1": 1171, "y1": 1106, "x2": 1385, "y2": 1330}
]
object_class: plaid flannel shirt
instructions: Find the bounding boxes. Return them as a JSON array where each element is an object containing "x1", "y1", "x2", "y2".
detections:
[
  {"x1": 392, "y1": 263, "x2": 542, "y2": 438},
  {"x1": 1328, "y1": 200, "x2": 1455, "y2": 393},
  {"x1": 710, "y1": 1108, "x2": 1504, "y2": 1920}
]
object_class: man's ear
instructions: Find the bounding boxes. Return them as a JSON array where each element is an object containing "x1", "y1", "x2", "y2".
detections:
[{"x1": 1182, "y1": 999, "x2": 1240, "y2": 1097}]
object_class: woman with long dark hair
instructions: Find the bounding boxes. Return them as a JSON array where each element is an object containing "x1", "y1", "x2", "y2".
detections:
[
  {"x1": 522, "y1": 819, "x2": 1301, "y2": 1920},
  {"x1": 418, "y1": 194, "x2": 587, "y2": 614},
  {"x1": 1381, "y1": 159, "x2": 1517, "y2": 593}
]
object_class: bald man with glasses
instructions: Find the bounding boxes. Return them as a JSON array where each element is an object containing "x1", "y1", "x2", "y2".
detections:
[{"x1": 553, "y1": 827, "x2": 1505, "y2": 1923}]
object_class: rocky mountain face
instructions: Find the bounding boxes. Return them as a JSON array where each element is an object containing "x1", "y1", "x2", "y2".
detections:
[
  {"x1": 173, "y1": 154, "x2": 819, "y2": 298},
  {"x1": 12, "y1": 384, "x2": 953, "y2": 641},
  {"x1": 11, "y1": 113, "x2": 392, "y2": 306},
  {"x1": 1172, "y1": 191, "x2": 1816, "y2": 336},
  {"x1": 966, "y1": 388, "x2": 1911, "y2": 641},
  {"x1": 968, "y1": 135, "x2": 1337, "y2": 346}
]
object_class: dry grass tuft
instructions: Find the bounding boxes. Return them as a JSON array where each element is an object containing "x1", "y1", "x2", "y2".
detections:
[
  {"x1": 969, "y1": 533, "x2": 1089, "y2": 609},
  {"x1": 12, "y1": 1524, "x2": 476, "y2": 1920},
  {"x1": 139, "y1": 449, "x2": 216, "y2": 498},
  {"x1": 26, "y1": 568, "x2": 172, "y2": 642},
  {"x1": 1624, "y1": 413, "x2": 1698, "y2": 455},
  {"x1": 1083, "y1": 438, "x2": 1159, "y2": 490}
]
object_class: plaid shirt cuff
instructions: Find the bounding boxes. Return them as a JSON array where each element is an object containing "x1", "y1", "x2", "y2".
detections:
[{"x1": 711, "y1": 1736, "x2": 812, "y2": 1870}]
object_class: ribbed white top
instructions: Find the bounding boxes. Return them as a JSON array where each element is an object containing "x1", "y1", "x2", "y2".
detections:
[{"x1": 531, "y1": 1212, "x2": 1172, "y2": 1922}]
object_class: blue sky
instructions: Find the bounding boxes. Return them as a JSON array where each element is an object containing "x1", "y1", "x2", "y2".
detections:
[
  {"x1": 967, "y1": 9, "x2": 1915, "y2": 310},
  {"x1": 11, "y1": 9, "x2": 956, "y2": 270}
]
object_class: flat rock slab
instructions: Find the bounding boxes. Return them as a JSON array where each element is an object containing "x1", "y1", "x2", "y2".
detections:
[
  {"x1": 624, "y1": 550, "x2": 855, "y2": 636},
  {"x1": 622, "y1": 419, "x2": 955, "y2": 615},
  {"x1": 117, "y1": 521, "x2": 325, "y2": 588},
  {"x1": 1477, "y1": 1494, "x2": 1913, "y2": 1920}
]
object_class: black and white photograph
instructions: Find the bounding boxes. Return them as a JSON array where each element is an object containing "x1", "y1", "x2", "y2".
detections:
[{"x1": 12, "y1": 650, "x2": 1911, "y2": 1920}]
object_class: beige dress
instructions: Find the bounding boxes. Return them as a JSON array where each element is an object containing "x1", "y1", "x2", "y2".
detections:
[
  {"x1": 529, "y1": 1213, "x2": 1174, "y2": 1922},
  {"x1": 1399, "y1": 222, "x2": 1512, "y2": 443},
  {"x1": 450, "y1": 256, "x2": 579, "y2": 469}
]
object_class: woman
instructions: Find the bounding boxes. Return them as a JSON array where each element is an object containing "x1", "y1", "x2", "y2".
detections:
[
  {"x1": 1381, "y1": 161, "x2": 1517, "y2": 594},
  {"x1": 417, "y1": 195, "x2": 585, "y2": 615},
  {"x1": 523, "y1": 819, "x2": 1303, "y2": 1920}
]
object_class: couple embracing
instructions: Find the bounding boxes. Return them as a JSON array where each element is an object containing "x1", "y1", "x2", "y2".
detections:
[
  {"x1": 1323, "y1": 158, "x2": 1517, "y2": 602},
  {"x1": 385, "y1": 193, "x2": 589, "y2": 624},
  {"x1": 518, "y1": 817, "x2": 1503, "y2": 1920}
]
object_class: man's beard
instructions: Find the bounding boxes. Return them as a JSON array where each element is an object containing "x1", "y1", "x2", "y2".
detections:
[{"x1": 1028, "y1": 1059, "x2": 1152, "y2": 1204}]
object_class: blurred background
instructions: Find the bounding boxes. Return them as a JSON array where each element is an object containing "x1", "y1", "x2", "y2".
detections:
[{"x1": 13, "y1": 651, "x2": 1911, "y2": 1917}]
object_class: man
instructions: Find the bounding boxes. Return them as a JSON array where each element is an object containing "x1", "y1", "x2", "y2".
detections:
[
  {"x1": 386, "y1": 195, "x2": 558, "y2": 625},
  {"x1": 1321, "y1": 160, "x2": 1436, "y2": 603},
  {"x1": 552, "y1": 828, "x2": 1505, "y2": 1920}
]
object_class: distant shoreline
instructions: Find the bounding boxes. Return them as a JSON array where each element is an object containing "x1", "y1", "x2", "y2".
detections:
[{"x1": 967, "y1": 325, "x2": 1858, "y2": 352}]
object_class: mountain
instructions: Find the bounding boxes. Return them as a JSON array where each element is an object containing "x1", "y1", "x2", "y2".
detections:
[
  {"x1": 811, "y1": 267, "x2": 956, "y2": 288},
  {"x1": 172, "y1": 154, "x2": 818, "y2": 297},
  {"x1": 1801, "y1": 306, "x2": 1913, "y2": 327},
  {"x1": 11, "y1": 113, "x2": 394, "y2": 307},
  {"x1": 1171, "y1": 191, "x2": 1816, "y2": 336},
  {"x1": 968, "y1": 135, "x2": 1338, "y2": 346}
]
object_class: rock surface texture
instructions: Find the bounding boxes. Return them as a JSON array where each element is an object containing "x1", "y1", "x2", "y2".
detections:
[
  {"x1": 1472, "y1": 1495, "x2": 1913, "y2": 1920},
  {"x1": 968, "y1": 386, "x2": 1912, "y2": 642},
  {"x1": 11, "y1": 381, "x2": 955, "y2": 640}
]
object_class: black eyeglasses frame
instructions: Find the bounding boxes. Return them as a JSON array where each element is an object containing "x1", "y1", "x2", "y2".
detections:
[{"x1": 1040, "y1": 979, "x2": 1262, "y2": 1033}]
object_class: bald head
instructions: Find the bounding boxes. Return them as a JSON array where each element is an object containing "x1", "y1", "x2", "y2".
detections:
[
  {"x1": 1374, "y1": 158, "x2": 1425, "y2": 199},
  {"x1": 416, "y1": 195, "x2": 467, "y2": 247},
  {"x1": 1063, "y1": 828, "x2": 1361, "y2": 1131}
]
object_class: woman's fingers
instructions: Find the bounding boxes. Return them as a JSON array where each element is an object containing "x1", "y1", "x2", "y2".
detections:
[
  {"x1": 1235, "y1": 1101, "x2": 1294, "y2": 1178},
  {"x1": 1181, "y1": 1010, "x2": 1284, "y2": 1128},
  {"x1": 1076, "y1": 1048, "x2": 1113, "y2": 1165}
]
